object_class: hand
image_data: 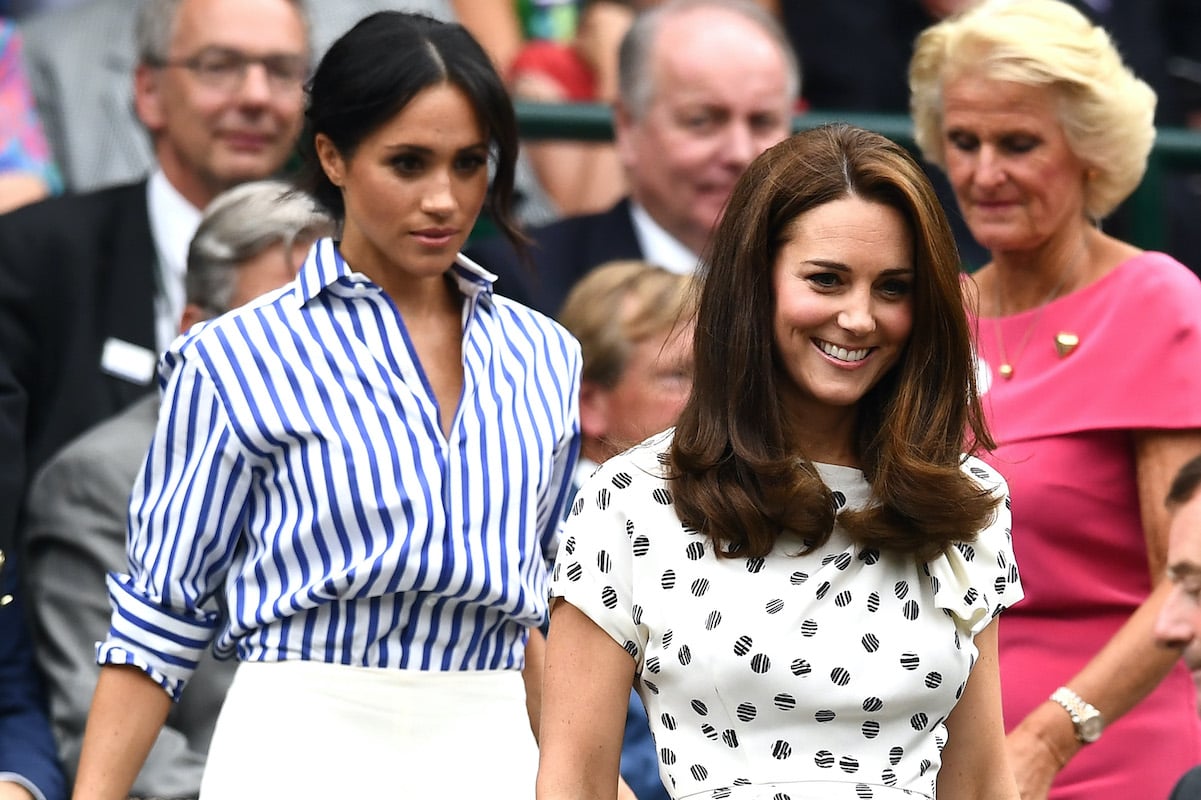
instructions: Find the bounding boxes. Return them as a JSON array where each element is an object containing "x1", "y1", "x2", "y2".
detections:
[
  {"x1": 1006, "y1": 714, "x2": 1069, "y2": 800},
  {"x1": 0, "y1": 781, "x2": 36, "y2": 800}
]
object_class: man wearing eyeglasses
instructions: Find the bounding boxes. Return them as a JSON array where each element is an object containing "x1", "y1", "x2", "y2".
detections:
[{"x1": 0, "y1": 0, "x2": 308, "y2": 708}]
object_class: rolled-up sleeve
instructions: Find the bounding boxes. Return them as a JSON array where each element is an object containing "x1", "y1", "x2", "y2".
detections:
[{"x1": 97, "y1": 351, "x2": 251, "y2": 700}]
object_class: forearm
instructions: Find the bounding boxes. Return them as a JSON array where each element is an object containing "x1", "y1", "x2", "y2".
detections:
[
  {"x1": 71, "y1": 665, "x2": 171, "y2": 800},
  {"x1": 536, "y1": 602, "x2": 632, "y2": 800},
  {"x1": 523, "y1": 625, "x2": 546, "y2": 743},
  {"x1": 1013, "y1": 580, "x2": 1181, "y2": 764},
  {"x1": 939, "y1": 622, "x2": 1019, "y2": 799}
]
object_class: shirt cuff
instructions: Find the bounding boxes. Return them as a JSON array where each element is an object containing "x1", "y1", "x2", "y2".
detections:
[{"x1": 0, "y1": 773, "x2": 49, "y2": 800}]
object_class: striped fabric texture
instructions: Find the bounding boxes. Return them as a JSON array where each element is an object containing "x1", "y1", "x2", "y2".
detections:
[{"x1": 99, "y1": 239, "x2": 581, "y2": 699}]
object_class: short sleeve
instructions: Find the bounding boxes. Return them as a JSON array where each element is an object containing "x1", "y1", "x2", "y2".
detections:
[
  {"x1": 926, "y1": 457, "x2": 1024, "y2": 636},
  {"x1": 550, "y1": 458, "x2": 648, "y2": 665}
]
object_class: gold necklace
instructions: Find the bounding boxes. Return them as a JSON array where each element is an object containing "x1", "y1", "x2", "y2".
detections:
[{"x1": 992, "y1": 247, "x2": 1084, "y2": 380}]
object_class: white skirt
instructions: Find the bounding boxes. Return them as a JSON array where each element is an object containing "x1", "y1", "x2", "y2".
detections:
[{"x1": 199, "y1": 661, "x2": 538, "y2": 798}]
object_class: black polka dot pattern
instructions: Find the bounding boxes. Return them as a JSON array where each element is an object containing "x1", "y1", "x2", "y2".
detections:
[{"x1": 549, "y1": 433, "x2": 1023, "y2": 798}]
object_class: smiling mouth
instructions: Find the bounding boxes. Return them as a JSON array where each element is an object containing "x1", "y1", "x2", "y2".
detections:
[{"x1": 815, "y1": 339, "x2": 871, "y2": 362}]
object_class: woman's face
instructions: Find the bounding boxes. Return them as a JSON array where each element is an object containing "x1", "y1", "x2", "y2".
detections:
[
  {"x1": 771, "y1": 195, "x2": 915, "y2": 425},
  {"x1": 940, "y1": 74, "x2": 1090, "y2": 255},
  {"x1": 317, "y1": 82, "x2": 489, "y2": 283}
]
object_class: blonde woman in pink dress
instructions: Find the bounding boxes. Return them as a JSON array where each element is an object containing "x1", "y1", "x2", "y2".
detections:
[{"x1": 910, "y1": 1, "x2": 1201, "y2": 798}]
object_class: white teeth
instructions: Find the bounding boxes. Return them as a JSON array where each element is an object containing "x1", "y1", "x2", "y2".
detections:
[{"x1": 818, "y1": 340, "x2": 869, "y2": 362}]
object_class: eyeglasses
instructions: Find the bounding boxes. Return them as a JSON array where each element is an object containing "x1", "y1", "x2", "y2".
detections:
[{"x1": 151, "y1": 47, "x2": 308, "y2": 93}]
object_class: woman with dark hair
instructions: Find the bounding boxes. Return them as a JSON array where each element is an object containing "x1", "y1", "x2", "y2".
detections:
[
  {"x1": 72, "y1": 12, "x2": 580, "y2": 799},
  {"x1": 538, "y1": 123, "x2": 1023, "y2": 799}
]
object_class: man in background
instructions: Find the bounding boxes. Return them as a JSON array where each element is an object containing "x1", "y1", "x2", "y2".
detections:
[
  {"x1": 0, "y1": 0, "x2": 308, "y2": 558},
  {"x1": 1155, "y1": 454, "x2": 1201, "y2": 799},
  {"x1": 468, "y1": 0, "x2": 799, "y2": 316}
]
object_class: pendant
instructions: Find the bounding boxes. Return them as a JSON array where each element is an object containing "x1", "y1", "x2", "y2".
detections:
[
  {"x1": 1055, "y1": 332, "x2": 1079, "y2": 358},
  {"x1": 999, "y1": 363, "x2": 1014, "y2": 379}
]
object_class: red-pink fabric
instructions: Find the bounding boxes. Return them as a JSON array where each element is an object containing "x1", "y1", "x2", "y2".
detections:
[
  {"x1": 971, "y1": 251, "x2": 1201, "y2": 799},
  {"x1": 510, "y1": 40, "x2": 596, "y2": 101}
]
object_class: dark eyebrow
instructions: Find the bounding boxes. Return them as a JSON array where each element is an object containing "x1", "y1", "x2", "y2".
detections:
[
  {"x1": 804, "y1": 260, "x2": 914, "y2": 276},
  {"x1": 1167, "y1": 562, "x2": 1201, "y2": 581},
  {"x1": 384, "y1": 142, "x2": 488, "y2": 154}
]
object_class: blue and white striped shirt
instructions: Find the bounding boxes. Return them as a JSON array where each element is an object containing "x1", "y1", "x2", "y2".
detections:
[{"x1": 98, "y1": 239, "x2": 581, "y2": 700}]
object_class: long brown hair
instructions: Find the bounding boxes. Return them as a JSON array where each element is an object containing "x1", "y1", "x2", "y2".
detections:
[{"x1": 669, "y1": 123, "x2": 996, "y2": 561}]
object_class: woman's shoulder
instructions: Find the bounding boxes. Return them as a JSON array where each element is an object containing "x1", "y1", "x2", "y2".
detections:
[
  {"x1": 589, "y1": 430, "x2": 676, "y2": 484},
  {"x1": 1107, "y1": 250, "x2": 1201, "y2": 297}
]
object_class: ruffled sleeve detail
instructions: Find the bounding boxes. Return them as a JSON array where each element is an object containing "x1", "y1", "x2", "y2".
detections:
[{"x1": 925, "y1": 457, "x2": 1024, "y2": 636}]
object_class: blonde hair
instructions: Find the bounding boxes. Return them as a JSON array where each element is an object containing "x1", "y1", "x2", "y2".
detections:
[
  {"x1": 909, "y1": 0, "x2": 1156, "y2": 220},
  {"x1": 557, "y1": 260, "x2": 694, "y2": 387}
]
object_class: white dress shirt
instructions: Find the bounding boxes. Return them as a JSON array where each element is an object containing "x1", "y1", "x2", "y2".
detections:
[{"x1": 146, "y1": 169, "x2": 202, "y2": 354}]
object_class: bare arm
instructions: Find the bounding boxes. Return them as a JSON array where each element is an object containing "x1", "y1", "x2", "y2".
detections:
[
  {"x1": 537, "y1": 599, "x2": 636, "y2": 800},
  {"x1": 938, "y1": 620, "x2": 1020, "y2": 799},
  {"x1": 71, "y1": 665, "x2": 171, "y2": 800},
  {"x1": 523, "y1": 624, "x2": 547, "y2": 742},
  {"x1": 450, "y1": 0, "x2": 524, "y2": 79},
  {"x1": 1006, "y1": 429, "x2": 1201, "y2": 799},
  {"x1": 0, "y1": 784, "x2": 34, "y2": 800}
]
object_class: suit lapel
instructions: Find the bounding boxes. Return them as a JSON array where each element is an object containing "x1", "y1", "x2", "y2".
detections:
[{"x1": 99, "y1": 183, "x2": 159, "y2": 405}]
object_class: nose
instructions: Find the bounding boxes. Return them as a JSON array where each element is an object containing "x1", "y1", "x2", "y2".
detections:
[
  {"x1": 720, "y1": 121, "x2": 758, "y2": 171},
  {"x1": 1154, "y1": 585, "x2": 1197, "y2": 649},
  {"x1": 420, "y1": 170, "x2": 456, "y2": 217},
  {"x1": 236, "y1": 63, "x2": 273, "y2": 106},
  {"x1": 973, "y1": 145, "x2": 1007, "y2": 189},
  {"x1": 837, "y1": 289, "x2": 876, "y2": 336}
]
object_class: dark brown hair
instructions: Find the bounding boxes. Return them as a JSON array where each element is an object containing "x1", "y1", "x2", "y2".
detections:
[
  {"x1": 297, "y1": 12, "x2": 525, "y2": 253},
  {"x1": 669, "y1": 123, "x2": 996, "y2": 561}
]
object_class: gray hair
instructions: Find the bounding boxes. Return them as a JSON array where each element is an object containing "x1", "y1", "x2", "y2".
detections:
[
  {"x1": 617, "y1": 0, "x2": 800, "y2": 120},
  {"x1": 136, "y1": 0, "x2": 311, "y2": 64},
  {"x1": 186, "y1": 180, "x2": 334, "y2": 315}
]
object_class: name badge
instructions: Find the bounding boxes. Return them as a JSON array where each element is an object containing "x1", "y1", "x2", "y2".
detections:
[{"x1": 100, "y1": 337, "x2": 157, "y2": 385}]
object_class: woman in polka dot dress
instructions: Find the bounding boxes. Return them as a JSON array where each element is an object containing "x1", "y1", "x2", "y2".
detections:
[{"x1": 537, "y1": 123, "x2": 1024, "y2": 800}]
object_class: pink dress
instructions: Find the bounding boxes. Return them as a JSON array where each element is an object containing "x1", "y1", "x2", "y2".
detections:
[{"x1": 971, "y1": 252, "x2": 1201, "y2": 799}]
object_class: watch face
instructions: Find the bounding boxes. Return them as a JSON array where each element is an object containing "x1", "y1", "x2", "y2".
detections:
[{"x1": 1079, "y1": 715, "x2": 1104, "y2": 743}]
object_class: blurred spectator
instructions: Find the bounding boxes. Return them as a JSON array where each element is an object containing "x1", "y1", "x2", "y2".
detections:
[
  {"x1": 559, "y1": 259, "x2": 693, "y2": 468},
  {"x1": 510, "y1": 0, "x2": 634, "y2": 216},
  {"x1": 0, "y1": 0, "x2": 308, "y2": 560},
  {"x1": 1154, "y1": 453, "x2": 1201, "y2": 800},
  {"x1": 0, "y1": 19, "x2": 58, "y2": 213},
  {"x1": 17, "y1": 0, "x2": 559, "y2": 227},
  {"x1": 24, "y1": 180, "x2": 332, "y2": 798},
  {"x1": 0, "y1": 553, "x2": 66, "y2": 800},
  {"x1": 467, "y1": 0, "x2": 799, "y2": 315},
  {"x1": 16, "y1": 0, "x2": 457, "y2": 191},
  {"x1": 911, "y1": 1, "x2": 1201, "y2": 796}
]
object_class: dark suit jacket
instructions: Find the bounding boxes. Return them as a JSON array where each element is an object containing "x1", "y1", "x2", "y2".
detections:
[
  {"x1": 0, "y1": 180, "x2": 157, "y2": 555},
  {"x1": 0, "y1": 560, "x2": 66, "y2": 800},
  {"x1": 466, "y1": 198, "x2": 643, "y2": 317}
]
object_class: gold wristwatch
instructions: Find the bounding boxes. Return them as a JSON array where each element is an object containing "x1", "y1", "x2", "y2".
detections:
[{"x1": 1050, "y1": 686, "x2": 1104, "y2": 743}]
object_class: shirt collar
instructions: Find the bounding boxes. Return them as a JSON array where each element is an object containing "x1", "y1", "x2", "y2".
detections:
[
  {"x1": 147, "y1": 168, "x2": 203, "y2": 282},
  {"x1": 628, "y1": 201, "x2": 702, "y2": 274},
  {"x1": 294, "y1": 238, "x2": 499, "y2": 306}
]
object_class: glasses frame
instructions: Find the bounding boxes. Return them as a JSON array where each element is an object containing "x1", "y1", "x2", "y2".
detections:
[{"x1": 148, "y1": 47, "x2": 309, "y2": 93}]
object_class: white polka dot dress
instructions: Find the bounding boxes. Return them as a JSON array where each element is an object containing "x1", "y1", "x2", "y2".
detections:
[{"x1": 551, "y1": 431, "x2": 1022, "y2": 800}]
